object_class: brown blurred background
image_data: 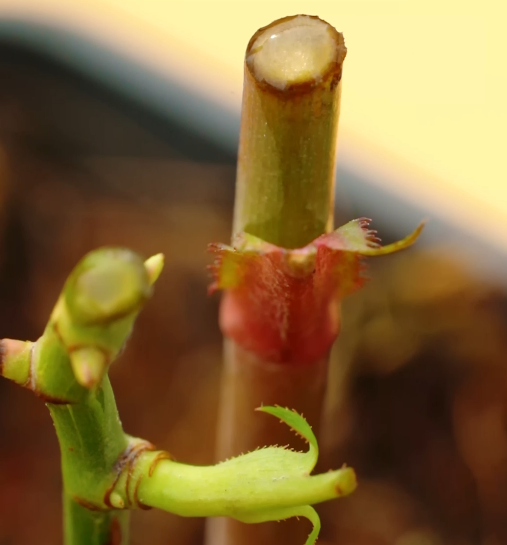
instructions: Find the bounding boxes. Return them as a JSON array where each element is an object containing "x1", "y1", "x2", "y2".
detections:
[{"x1": 1, "y1": 31, "x2": 507, "y2": 545}]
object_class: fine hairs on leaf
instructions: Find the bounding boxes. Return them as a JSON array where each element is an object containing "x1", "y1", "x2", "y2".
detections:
[{"x1": 214, "y1": 406, "x2": 353, "y2": 545}]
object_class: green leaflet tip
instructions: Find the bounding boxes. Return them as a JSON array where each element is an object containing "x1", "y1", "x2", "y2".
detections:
[
  {"x1": 256, "y1": 405, "x2": 318, "y2": 459},
  {"x1": 69, "y1": 346, "x2": 108, "y2": 389},
  {"x1": 144, "y1": 253, "x2": 165, "y2": 285},
  {"x1": 357, "y1": 220, "x2": 426, "y2": 256}
]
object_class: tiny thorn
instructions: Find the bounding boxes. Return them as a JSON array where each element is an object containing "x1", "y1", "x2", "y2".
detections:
[
  {"x1": 144, "y1": 253, "x2": 164, "y2": 285},
  {"x1": 70, "y1": 347, "x2": 108, "y2": 389}
]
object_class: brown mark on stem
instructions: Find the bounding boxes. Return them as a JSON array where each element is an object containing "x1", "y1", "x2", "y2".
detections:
[
  {"x1": 148, "y1": 451, "x2": 174, "y2": 477},
  {"x1": 73, "y1": 495, "x2": 105, "y2": 512},
  {"x1": 104, "y1": 517, "x2": 122, "y2": 545},
  {"x1": 133, "y1": 478, "x2": 151, "y2": 511},
  {"x1": 104, "y1": 439, "x2": 155, "y2": 509},
  {"x1": 38, "y1": 392, "x2": 74, "y2": 405},
  {"x1": 131, "y1": 450, "x2": 174, "y2": 510}
]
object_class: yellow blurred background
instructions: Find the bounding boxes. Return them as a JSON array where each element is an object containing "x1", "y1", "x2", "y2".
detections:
[{"x1": 2, "y1": 0, "x2": 506, "y2": 253}]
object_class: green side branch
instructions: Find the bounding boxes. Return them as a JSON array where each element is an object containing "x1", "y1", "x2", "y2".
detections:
[{"x1": 0, "y1": 247, "x2": 356, "y2": 545}]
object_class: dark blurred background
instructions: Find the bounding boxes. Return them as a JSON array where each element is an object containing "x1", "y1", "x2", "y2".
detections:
[{"x1": 1, "y1": 17, "x2": 507, "y2": 545}]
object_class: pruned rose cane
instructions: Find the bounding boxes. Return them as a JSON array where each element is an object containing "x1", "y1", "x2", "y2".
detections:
[{"x1": 206, "y1": 13, "x2": 423, "y2": 545}]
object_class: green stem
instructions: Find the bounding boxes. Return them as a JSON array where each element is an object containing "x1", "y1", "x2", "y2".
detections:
[
  {"x1": 233, "y1": 14, "x2": 346, "y2": 248},
  {"x1": 0, "y1": 248, "x2": 163, "y2": 544},
  {"x1": 48, "y1": 377, "x2": 128, "y2": 508},
  {"x1": 63, "y1": 496, "x2": 129, "y2": 545}
]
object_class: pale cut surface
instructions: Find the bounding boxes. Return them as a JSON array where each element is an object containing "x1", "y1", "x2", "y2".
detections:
[{"x1": 247, "y1": 15, "x2": 337, "y2": 90}]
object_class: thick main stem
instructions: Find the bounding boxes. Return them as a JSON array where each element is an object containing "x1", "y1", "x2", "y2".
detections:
[{"x1": 207, "y1": 14, "x2": 346, "y2": 545}]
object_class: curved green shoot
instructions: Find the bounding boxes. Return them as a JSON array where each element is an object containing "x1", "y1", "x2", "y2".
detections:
[{"x1": 0, "y1": 247, "x2": 356, "y2": 545}]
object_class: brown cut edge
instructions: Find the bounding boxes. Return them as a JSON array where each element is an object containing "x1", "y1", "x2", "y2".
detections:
[{"x1": 245, "y1": 14, "x2": 347, "y2": 97}]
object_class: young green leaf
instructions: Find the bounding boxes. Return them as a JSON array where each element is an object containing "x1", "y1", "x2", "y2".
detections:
[
  {"x1": 256, "y1": 405, "x2": 318, "y2": 469},
  {"x1": 136, "y1": 406, "x2": 356, "y2": 545}
]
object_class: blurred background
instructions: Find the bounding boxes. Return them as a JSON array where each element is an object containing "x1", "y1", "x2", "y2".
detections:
[{"x1": 0, "y1": 1, "x2": 506, "y2": 544}]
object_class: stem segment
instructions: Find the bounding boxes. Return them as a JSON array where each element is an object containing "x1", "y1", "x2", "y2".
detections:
[
  {"x1": 233, "y1": 14, "x2": 346, "y2": 249},
  {"x1": 0, "y1": 248, "x2": 163, "y2": 545},
  {"x1": 49, "y1": 376, "x2": 129, "y2": 544},
  {"x1": 63, "y1": 496, "x2": 128, "y2": 545},
  {"x1": 207, "y1": 14, "x2": 346, "y2": 545}
]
